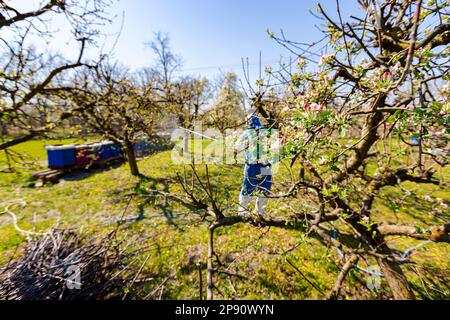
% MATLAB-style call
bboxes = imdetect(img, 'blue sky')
[107,0,362,79]
[8,0,364,81]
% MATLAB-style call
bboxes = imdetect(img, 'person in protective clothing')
[236,113,275,216]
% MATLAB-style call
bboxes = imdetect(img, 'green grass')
[0,138,449,299]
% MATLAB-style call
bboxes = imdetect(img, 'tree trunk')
[124,140,140,176]
[377,255,415,300]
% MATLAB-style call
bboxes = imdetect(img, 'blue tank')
[46,145,77,168]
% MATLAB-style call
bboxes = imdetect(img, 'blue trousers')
[240,164,272,196]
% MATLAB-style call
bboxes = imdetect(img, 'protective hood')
[248,113,263,129]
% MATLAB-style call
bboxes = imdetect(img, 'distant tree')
[168,76,212,129]
[146,31,182,88]
[62,61,158,176]
[144,33,213,129]
[206,72,246,135]
[0,0,112,152]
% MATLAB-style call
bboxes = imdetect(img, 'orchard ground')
[0,138,449,299]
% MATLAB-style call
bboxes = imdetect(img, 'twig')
[286,258,326,297]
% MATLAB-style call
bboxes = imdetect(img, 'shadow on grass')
[60,159,126,182]
[111,173,206,229]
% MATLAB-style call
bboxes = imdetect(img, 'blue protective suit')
[237,114,274,215]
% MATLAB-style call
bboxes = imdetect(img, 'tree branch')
[377,224,450,243]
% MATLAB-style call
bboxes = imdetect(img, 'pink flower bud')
[310,103,325,111]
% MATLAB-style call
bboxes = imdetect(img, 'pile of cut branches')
[0,229,138,300]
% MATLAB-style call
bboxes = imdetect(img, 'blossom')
[381,71,392,80]
[318,54,334,67]
[297,58,306,68]
[281,106,290,113]
[310,103,326,111]
[295,95,306,106]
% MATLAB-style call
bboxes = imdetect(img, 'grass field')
[0,138,449,299]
